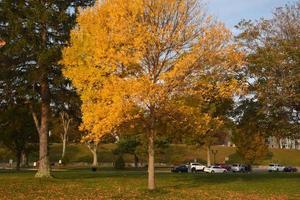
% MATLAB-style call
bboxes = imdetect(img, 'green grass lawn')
[0,169,299,199]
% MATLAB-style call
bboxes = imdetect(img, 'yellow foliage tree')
[61,0,244,190]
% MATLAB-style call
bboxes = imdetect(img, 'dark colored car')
[171,165,188,173]
[284,166,297,172]
[243,164,252,172]
[215,163,231,171]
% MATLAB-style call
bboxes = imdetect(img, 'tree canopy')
[0,0,95,177]
[62,0,244,189]
[236,1,300,139]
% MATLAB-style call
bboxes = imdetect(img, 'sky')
[207,0,297,31]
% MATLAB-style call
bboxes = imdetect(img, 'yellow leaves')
[235,130,269,164]
[188,109,223,135]
[61,0,245,142]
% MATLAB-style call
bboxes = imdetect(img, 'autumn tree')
[0,0,94,177]
[78,128,103,168]
[232,100,269,164]
[233,130,269,165]
[188,98,234,166]
[236,1,300,140]
[62,0,243,189]
[0,39,6,47]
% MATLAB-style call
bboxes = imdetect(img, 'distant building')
[268,137,300,150]
[224,134,300,150]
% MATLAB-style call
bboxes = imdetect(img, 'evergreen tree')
[0,105,38,170]
[0,0,94,177]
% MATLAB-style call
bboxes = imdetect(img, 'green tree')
[232,100,269,164]
[236,1,300,139]
[0,0,94,177]
[0,105,38,170]
[114,136,141,168]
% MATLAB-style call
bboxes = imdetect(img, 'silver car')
[231,164,246,172]
[204,166,227,173]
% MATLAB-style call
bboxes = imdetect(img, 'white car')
[268,164,285,172]
[188,163,206,172]
[204,166,227,173]
[231,164,246,172]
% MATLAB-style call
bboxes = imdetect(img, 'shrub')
[114,155,125,169]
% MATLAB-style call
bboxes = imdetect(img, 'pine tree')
[0,0,94,178]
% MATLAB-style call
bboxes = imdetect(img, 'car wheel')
[191,168,196,173]
[211,171,215,173]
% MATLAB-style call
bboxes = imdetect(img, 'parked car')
[244,164,252,172]
[215,163,231,171]
[231,164,246,172]
[204,166,227,173]
[268,164,285,172]
[283,166,297,173]
[171,165,188,173]
[188,162,206,172]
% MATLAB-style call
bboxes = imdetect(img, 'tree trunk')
[60,111,71,160]
[21,151,28,167]
[148,130,155,190]
[207,145,211,166]
[61,135,67,160]
[275,137,280,149]
[134,154,139,168]
[92,147,98,167]
[35,80,51,178]
[16,150,21,171]
[87,142,98,167]
[279,138,283,149]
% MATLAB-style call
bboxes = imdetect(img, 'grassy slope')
[1,143,300,166]
[50,143,300,166]
[0,170,299,199]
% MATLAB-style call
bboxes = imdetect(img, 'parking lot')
[170,163,300,174]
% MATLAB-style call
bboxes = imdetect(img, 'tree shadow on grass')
[167,172,300,190]
[52,169,148,180]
